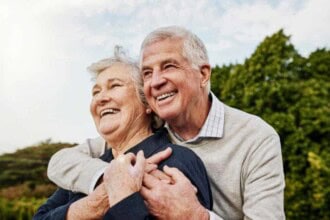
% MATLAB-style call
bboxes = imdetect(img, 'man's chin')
[157,110,179,122]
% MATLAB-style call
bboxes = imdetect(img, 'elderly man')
[48,26,285,219]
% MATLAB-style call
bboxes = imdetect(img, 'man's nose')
[150,71,166,89]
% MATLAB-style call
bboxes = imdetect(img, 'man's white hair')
[140,26,210,91]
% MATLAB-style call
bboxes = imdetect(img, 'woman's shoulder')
[166,143,198,156]
[156,143,205,172]
[151,128,205,167]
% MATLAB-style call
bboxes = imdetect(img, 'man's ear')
[199,64,211,88]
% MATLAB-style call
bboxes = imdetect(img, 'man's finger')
[147,147,172,164]
[140,186,153,201]
[163,165,186,182]
[163,165,198,192]
[149,169,172,184]
[145,163,157,173]
[134,150,146,171]
[143,172,162,189]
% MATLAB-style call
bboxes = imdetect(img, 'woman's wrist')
[67,184,109,219]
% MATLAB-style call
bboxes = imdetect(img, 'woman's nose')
[96,91,111,105]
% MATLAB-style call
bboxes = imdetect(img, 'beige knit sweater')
[167,104,285,219]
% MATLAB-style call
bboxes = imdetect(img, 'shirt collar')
[166,92,224,144]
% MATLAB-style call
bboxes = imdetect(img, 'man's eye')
[164,64,176,69]
[143,71,152,79]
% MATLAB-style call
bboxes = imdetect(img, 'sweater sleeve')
[47,137,108,194]
[241,134,285,220]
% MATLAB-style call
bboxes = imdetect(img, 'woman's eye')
[92,90,100,96]
[111,84,121,88]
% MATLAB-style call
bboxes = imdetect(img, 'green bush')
[0,197,46,220]
[212,30,330,219]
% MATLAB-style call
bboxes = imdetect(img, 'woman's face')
[90,63,147,140]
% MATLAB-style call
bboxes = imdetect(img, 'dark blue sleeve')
[103,192,151,220]
[33,188,73,220]
[159,145,213,210]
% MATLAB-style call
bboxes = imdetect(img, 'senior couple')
[34,26,285,219]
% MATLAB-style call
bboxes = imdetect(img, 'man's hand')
[103,150,146,207]
[141,165,209,220]
[147,147,172,164]
[145,147,173,183]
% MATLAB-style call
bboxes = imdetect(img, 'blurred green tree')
[211,30,330,219]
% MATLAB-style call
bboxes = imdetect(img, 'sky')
[0,0,329,154]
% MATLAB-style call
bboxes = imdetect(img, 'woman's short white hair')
[88,45,147,106]
[87,45,163,129]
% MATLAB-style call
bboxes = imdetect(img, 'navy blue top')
[33,128,212,219]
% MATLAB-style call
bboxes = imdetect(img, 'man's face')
[141,38,204,123]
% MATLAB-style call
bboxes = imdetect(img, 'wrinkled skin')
[141,166,208,220]
[104,151,146,207]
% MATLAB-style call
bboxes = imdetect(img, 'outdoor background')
[0,0,329,219]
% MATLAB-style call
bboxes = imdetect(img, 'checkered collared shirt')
[166,92,224,144]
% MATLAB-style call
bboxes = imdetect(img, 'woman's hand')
[67,183,109,220]
[103,150,146,207]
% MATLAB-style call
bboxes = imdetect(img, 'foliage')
[0,197,46,220]
[211,30,330,219]
[0,140,76,189]
[0,140,75,219]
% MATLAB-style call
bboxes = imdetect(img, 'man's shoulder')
[86,136,106,148]
[223,103,278,137]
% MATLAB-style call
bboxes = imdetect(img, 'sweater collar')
[100,128,170,161]
[166,92,224,144]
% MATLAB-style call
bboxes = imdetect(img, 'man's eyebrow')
[141,65,151,71]
[141,58,179,71]
[161,58,179,66]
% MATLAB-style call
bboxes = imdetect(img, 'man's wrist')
[195,205,209,220]
[186,203,209,220]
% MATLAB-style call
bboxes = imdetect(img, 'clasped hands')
[69,148,207,220]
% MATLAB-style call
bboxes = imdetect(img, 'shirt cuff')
[208,210,223,220]
[88,166,106,194]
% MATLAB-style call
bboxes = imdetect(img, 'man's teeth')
[157,92,175,101]
[101,108,119,117]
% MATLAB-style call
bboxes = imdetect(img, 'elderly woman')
[33,47,212,219]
